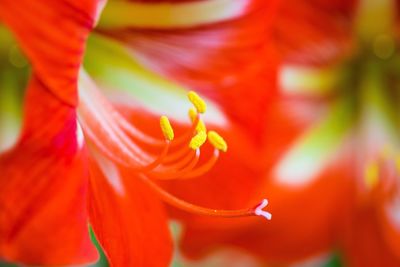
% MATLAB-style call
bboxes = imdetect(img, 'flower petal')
[88,152,173,267]
[271,0,357,65]
[376,191,400,261]
[177,155,355,264]
[341,205,400,266]
[0,0,101,106]
[96,0,278,129]
[98,0,256,29]
[0,77,97,265]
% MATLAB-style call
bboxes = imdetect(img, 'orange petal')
[0,77,97,265]
[0,0,101,106]
[88,152,173,267]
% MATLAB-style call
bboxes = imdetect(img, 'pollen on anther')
[160,116,174,141]
[188,108,207,133]
[364,161,379,188]
[189,131,207,150]
[208,131,227,152]
[188,91,207,113]
[188,108,197,121]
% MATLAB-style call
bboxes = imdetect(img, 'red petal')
[0,0,101,106]
[0,77,97,265]
[341,205,400,267]
[108,1,277,83]
[177,157,354,264]
[93,1,284,146]
[88,153,173,267]
[271,0,357,65]
[373,185,400,261]
[107,88,349,263]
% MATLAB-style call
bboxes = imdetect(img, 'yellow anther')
[196,120,207,133]
[188,107,207,133]
[395,156,400,173]
[208,131,227,152]
[364,161,379,189]
[188,91,207,113]
[160,116,174,141]
[188,108,197,121]
[189,131,207,150]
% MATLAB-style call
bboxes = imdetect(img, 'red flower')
[0,0,271,266]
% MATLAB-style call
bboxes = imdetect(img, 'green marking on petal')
[275,99,353,186]
[82,33,227,125]
[358,60,400,145]
[0,70,26,153]
[280,65,341,96]
[97,0,249,29]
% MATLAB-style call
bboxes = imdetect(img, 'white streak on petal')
[274,146,331,187]
[385,196,400,231]
[76,121,85,149]
[95,153,125,196]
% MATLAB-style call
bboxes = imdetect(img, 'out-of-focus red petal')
[0,0,101,106]
[177,156,354,264]
[108,1,277,85]
[88,154,173,267]
[341,205,400,267]
[271,0,357,65]
[373,186,400,261]
[0,77,97,265]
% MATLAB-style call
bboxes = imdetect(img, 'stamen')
[364,161,379,189]
[149,149,200,180]
[188,107,197,121]
[139,173,271,219]
[166,113,200,147]
[208,131,228,152]
[183,148,219,179]
[188,108,207,133]
[189,131,207,150]
[188,91,207,113]
[162,149,198,170]
[160,116,174,141]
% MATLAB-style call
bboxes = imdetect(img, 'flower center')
[77,72,271,220]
